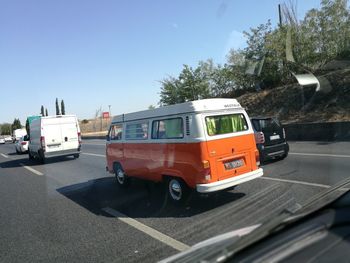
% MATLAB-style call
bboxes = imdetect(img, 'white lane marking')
[82,152,105,158]
[102,207,190,252]
[1,153,9,158]
[260,176,330,188]
[19,163,44,176]
[290,152,350,158]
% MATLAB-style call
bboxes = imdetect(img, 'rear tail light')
[78,132,82,145]
[40,136,46,152]
[255,150,260,167]
[283,128,286,139]
[21,141,27,145]
[202,160,211,182]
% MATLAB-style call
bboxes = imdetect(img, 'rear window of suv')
[252,118,281,132]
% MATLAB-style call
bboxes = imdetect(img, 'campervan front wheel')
[166,177,189,203]
[114,164,130,188]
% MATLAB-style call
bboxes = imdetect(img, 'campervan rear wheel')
[114,164,130,188]
[166,177,189,203]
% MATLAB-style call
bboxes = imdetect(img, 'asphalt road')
[0,140,349,262]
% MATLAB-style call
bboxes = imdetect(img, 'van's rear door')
[60,116,79,151]
[204,112,256,181]
[43,119,64,153]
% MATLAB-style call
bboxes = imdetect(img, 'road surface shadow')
[0,155,77,168]
[57,177,245,218]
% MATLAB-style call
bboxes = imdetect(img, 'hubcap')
[116,169,125,184]
[169,179,182,201]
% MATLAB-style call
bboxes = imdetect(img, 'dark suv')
[251,117,289,163]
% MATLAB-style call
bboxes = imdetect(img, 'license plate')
[224,159,244,170]
[270,135,280,140]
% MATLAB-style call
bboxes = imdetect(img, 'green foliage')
[61,100,66,115]
[0,123,11,135]
[45,108,48,116]
[55,98,61,115]
[12,118,22,130]
[159,0,350,105]
[40,105,45,116]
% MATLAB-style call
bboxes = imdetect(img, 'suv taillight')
[40,136,46,151]
[254,132,265,144]
[283,128,286,139]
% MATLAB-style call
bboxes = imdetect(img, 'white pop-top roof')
[111,98,242,123]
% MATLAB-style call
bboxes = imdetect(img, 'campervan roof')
[111,98,242,123]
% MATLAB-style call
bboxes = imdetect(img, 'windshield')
[0,1,349,262]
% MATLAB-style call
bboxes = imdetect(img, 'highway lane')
[0,141,349,262]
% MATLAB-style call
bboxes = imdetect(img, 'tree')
[0,123,11,135]
[159,76,185,105]
[56,98,61,115]
[41,105,45,116]
[61,100,66,115]
[11,118,22,131]
[45,108,48,116]
[148,105,156,110]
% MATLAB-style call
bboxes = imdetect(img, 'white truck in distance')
[28,115,81,163]
[13,128,27,143]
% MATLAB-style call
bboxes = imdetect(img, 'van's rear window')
[205,114,248,136]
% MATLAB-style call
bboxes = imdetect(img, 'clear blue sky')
[0,0,320,124]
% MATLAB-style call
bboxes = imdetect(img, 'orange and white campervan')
[106,98,263,202]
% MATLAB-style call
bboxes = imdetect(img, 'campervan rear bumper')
[196,168,263,193]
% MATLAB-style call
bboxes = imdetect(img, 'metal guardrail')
[285,122,350,141]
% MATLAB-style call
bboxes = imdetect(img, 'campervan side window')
[109,124,123,140]
[205,113,248,136]
[125,122,149,140]
[152,118,184,139]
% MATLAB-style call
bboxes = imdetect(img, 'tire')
[16,148,19,154]
[28,150,34,160]
[39,151,46,164]
[166,177,189,204]
[281,152,288,160]
[74,154,80,159]
[114,163,130,188]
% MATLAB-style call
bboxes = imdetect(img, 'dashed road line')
[19,163,44,176]
[1,153,9,158]
[82,152,105,158]
[260,176,330,188]
[102,207,190,252]
[290,152,350,158]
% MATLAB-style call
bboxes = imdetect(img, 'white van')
[12,128,27,143]
[28,115,81,163]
